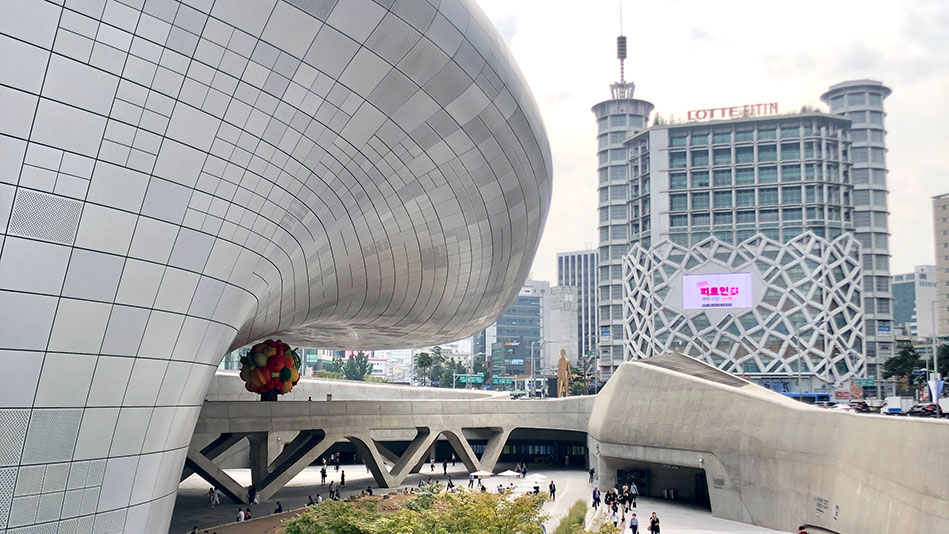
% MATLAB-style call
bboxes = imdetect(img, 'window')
[736,229,756,242]
[758,128,776,140]
[736,146,754,164]
[713,148,731,165]
[869,111,883,125]
[691,232,710,245]
[713,169,732,186]
[807,207,820,220]
[610,115,626,127]
[759,209,779,222]
[670,233,689,246]
[714,211,733,225]
[599,189,609,202]
[761,228,779,240]
[875,277,889,292]
[599,168,609,183]
[783,207,803,220]
[599,227,609,241]
[783,227,802,241]
[670,135,687,147]
[851,130,868,143]
[670,214,688,227]
[852,147,868,163]
[870,147,885,164]
[691,149,709,166]
[759,187,779,205]
[714,190,732,208]
[853,169,869,184]
[781,142,800,160]
[872,190,887,207]
[692,192,710,209]
[669,173,688,190]
[599,208,609,222]
[870,130,884,143]
[781,164,801,182]
[713,132,731,144]
[611,285,623,299]
[735,167,755,185]
[670,193,688,211]
[782,186,802,203]
[691,171,709,188]
[780,125,799,138]
[735,130,754,142]
[610,205,626,219]
[736,210,756,223]
[611,246,626,260]
[714,230,733,243]
[736,189,755,207]
[613,225,628,239]
[610,149,625,161]
[758,166,778,184]
[610,185,627,200]
[599,152,608,165]
[850,111,866,124]
[691,133,709,146]
[868,93,882,106]
[758,144,777,162]
[846,93,865,106]
[692,213,711,226]
[670,152,687,168]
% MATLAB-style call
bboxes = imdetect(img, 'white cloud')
[475,0,949,281]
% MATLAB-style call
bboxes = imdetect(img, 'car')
[848,401,871,413]
[830,403,853,412]
[905,403,939,418]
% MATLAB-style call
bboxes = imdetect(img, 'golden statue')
[557,349,570,397]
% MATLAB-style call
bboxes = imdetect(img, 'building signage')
[682,272,753,309]
[686,102,779,121]
[876,324,891,337]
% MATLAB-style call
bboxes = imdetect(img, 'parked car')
[905,403,939,418]
[813,401,836,409]
[848,401,871,413]
[830,403,853,412]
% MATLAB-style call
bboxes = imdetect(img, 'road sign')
[912,369,926,376]
[458,375,484,384]
[854,378,876,387]
[492,377,513,385]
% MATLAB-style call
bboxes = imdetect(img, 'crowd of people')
[591,480,662,533]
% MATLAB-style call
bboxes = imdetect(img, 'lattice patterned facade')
[623,233,865,384]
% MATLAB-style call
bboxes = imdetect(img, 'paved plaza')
[172,464,791,533]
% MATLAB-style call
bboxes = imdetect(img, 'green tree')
[342,352,373,381]
[568,366,588,396]
[937,343,949,378]
[414,352,432,386]
[323,356,345,374]
[884,346,924,395]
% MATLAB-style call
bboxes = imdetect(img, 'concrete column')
[254,431,338,502]
[478,428,511,472]
[180,433,246,482]
[442,429,481,473]
[185,447,250,504]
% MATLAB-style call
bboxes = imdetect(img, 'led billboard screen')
[681,272,753,309]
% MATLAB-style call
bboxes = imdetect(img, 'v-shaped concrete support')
[250,430,339,502]
[184,446,249,504]
[477,428,512,473]
[181,432,247,482]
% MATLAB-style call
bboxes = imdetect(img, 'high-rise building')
[546,285,579,372]
[891,266,937,338]
[821,80,894,384]
[934,193,949,337]
[592,35,654,381]
[557,250,598,362]
[620,111,867,392]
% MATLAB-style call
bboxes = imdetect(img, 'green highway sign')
[854,379,875,387]
[492,377,513,385]
[458,375,484,384]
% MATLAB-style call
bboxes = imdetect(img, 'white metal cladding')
[623,233,865,382]
[0,0,551,531]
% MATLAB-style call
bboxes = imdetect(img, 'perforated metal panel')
[7,190,82,245]
[0,410,30,466]
[0,466,16,528]
[21,410,82,465]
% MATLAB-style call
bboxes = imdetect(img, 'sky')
[473,0,949,284]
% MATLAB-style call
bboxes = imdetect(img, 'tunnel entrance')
[615,460,710,509]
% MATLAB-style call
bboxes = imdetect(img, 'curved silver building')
[0,0,551,531]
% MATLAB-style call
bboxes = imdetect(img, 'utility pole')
[933,300,942,417]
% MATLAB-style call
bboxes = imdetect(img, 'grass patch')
[552,500,587,534]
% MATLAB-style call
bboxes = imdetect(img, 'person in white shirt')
[236,509,245,522]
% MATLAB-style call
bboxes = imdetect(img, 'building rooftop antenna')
[618,0,626,84]
[611,0,634,99]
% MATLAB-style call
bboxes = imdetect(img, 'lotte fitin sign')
[681,272,754,310]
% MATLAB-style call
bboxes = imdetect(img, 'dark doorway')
[615,460,711,510]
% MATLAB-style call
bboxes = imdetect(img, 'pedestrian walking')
[206,487,215,508]
[589,467,595,483]
[630,513,639,534]
[468,472,475,488]
[611,509,618,527]
[451,453,456,466]
[213,488,222,507]
[548,480,556,500]
[340,470,345,487]
[442,459,448,475]
[648,512,660,533]
[321,467,327,485]
[430,457,435,472]
[592,487,601,510]
[447,476,455,489]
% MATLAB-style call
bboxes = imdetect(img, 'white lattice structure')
[623,233,865,383]
[0,1,550,532]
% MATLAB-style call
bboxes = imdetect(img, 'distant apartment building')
[892,266,937,338]
[557,250,598,363]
